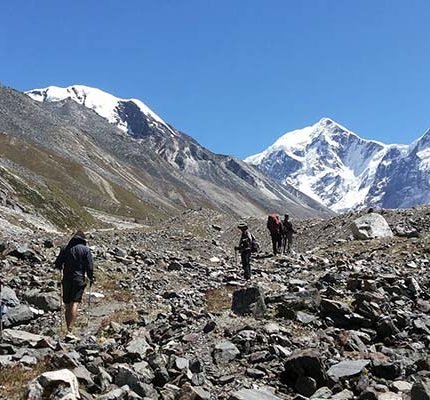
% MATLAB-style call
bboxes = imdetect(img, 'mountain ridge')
[0,84,330,233]
[246,117,430,211]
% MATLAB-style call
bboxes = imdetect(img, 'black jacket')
[55,235,94,283]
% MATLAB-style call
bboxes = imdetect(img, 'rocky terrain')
[0,206,429,400]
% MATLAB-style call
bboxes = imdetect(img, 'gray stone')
[73,365,95,388]
[310,387,333,399]
[296,311,316,324]
[246,368,265,379]
[295,375,317,397]
[213,341,240,364]
[391,381,412,393]
[378,392,403,400]
[27,369,80,400]
[281,349,327,388]
[411,379,430,400]
[114,364,156,398]
[168,261,182,271]
[126,338,151,359]
[8,245,38,261]
[1,286,20,307]
[0,355,14,367]
[2,329,51,347]
[3,304,35,327]
[350,213,393,240]
[99,385,142,400]
[264,322,280,334]
[203,320,216,334]
[174,356,189,371]
[332,389,355,400]
[189,386,211,399]
[24,289,60,311]
[328,359,370,380]
[230,388,283,400]
[98,366,113,393]
[133,361,155,383]
[20,355,38,366]
[231,287,266,317]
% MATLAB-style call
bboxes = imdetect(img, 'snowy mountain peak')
[26,85,177,138]
[246,118,430,212]
[245,119,393,211]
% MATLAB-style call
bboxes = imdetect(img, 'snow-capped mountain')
[15,84,330,220]
[27,85,177,139]
[245,118,430,211]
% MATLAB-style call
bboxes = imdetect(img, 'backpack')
[250,234,260,253]
[267,214,282,234]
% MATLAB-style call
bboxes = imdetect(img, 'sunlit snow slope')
[27,85,177,138]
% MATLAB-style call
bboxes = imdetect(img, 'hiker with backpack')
[282,214,296,253]
[234,222,258,280]
[55,230,94,333]
[267,213,283,255]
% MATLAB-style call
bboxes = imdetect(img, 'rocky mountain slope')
[245,118,430,212]
[0,206,429,399]
[0,84,330,234]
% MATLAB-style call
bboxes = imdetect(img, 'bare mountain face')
[246,118,430,211]
[0,85,329,232]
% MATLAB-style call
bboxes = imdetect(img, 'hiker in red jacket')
[267,214,283,255]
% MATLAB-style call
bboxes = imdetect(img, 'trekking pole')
[58,270,63,337]
[0,277,3,343]
[86,280,93,327]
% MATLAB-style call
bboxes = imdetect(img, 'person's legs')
[64,281,85,332]
[271,234,277,254]
[287,234,293,252]
[64,302,79,332]
[276,234,282,253]
[241,251,251,280]
[282,234,286,254]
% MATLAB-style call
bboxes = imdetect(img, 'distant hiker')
[282,214,296,253]
[55,230,94,333]
[235,222,254,280]
[267,214,283,255]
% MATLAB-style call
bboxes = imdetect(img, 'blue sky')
[1,0,429,158]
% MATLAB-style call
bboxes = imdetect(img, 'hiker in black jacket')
[282,214,296,253]
[55,230,94,333]
[234,222,253,280]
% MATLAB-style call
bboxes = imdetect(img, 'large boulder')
[232,287,266,317]
[2,329,53,348]
[24,289,60,312]
[411,379,430,400]
[327,359,370,381]
[350,213,393,240]
[213,341,240,364]
[1,286,20,307]
[27,369,80,400]
[281,349,327,395]
[114,364,157,398]
[3,305,36,327]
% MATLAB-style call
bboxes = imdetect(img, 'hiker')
[234,222,253,280]
[55,230,94,333]
[282,214,296,253]
[267,213,283,255]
